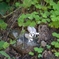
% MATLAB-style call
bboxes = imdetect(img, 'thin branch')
[1,7,22,19]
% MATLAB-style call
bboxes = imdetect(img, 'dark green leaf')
[0,2,10,15]
[0,51,10,59]
[0,20,7,29]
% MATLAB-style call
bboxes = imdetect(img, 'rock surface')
[41,41,47,47]
[38,24,51,43]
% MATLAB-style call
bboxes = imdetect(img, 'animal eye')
[31,34,33,36]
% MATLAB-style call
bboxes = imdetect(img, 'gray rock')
[41,41,47,47]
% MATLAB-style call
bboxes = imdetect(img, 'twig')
[1,7,22,19]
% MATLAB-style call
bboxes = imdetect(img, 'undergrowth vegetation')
[0,0,59,59]
[17,0,59,28]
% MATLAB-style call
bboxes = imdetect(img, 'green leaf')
[38,48,43,53]
[34,47,43,53]
[10,40,16,44]
[0,2,10,15]
[0,41,5,50]
[51,41,56,45]
[57,39,59,42]
[52,32,59,38]
[34,15,40,20]
[23,0,32,8]
[44,0,51,3]
[41,19,47,23]
[54,52,59,57]
[24,20,31,26]
[27,14,33,20]
[36,20,41,24]
[29,52,34,56]
[51,41,59,48]
[0,41,9,50]
[49,21,59,28]
[0,20,7,29]
[41,11,49,18]
[35,4,42,9]
[18,14,25,27]
[15,2,22,7]
[32,0,38,5]
[46,45,51,49]
[29,21,36,27]
[55,42,59,48]
[3,42,9,49]
[34,47,39,51]
[0,51,10,59]
[38,54,42,58]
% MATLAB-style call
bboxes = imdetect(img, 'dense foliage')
[17,0,59,28]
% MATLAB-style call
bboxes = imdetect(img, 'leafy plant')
[46,45,51,49]
[0,40,9,50]
[0,40,16,50]
[17,0,51,27]
[52,32,59,38]
[0,51,10,59]
[51,32,59,48]
[10,39,16,45]
[54,52,59,57]
[38,54,42,58]
[23,0,32,8]
[51,41,59,48]
[45,0,59,28]
[0,19,7,30]
[0,40,16,59]
[29,52,34,56]
[51,32,59,57]
[18,12,41,27]
[34,47,43,53]
[3,42,9,49]
[0,2,10,15]
[23,0,38,8]
[29,47,44,58]
[15,2,22,8]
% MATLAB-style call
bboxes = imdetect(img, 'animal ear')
[32,27,36,33]
[27,26,37,34]
[27,26,33,33]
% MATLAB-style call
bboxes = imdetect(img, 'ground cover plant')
[0,0,59,59]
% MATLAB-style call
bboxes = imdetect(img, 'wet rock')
[42,50,55,59]
[38,24,51,43]
[41,41,47,47]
